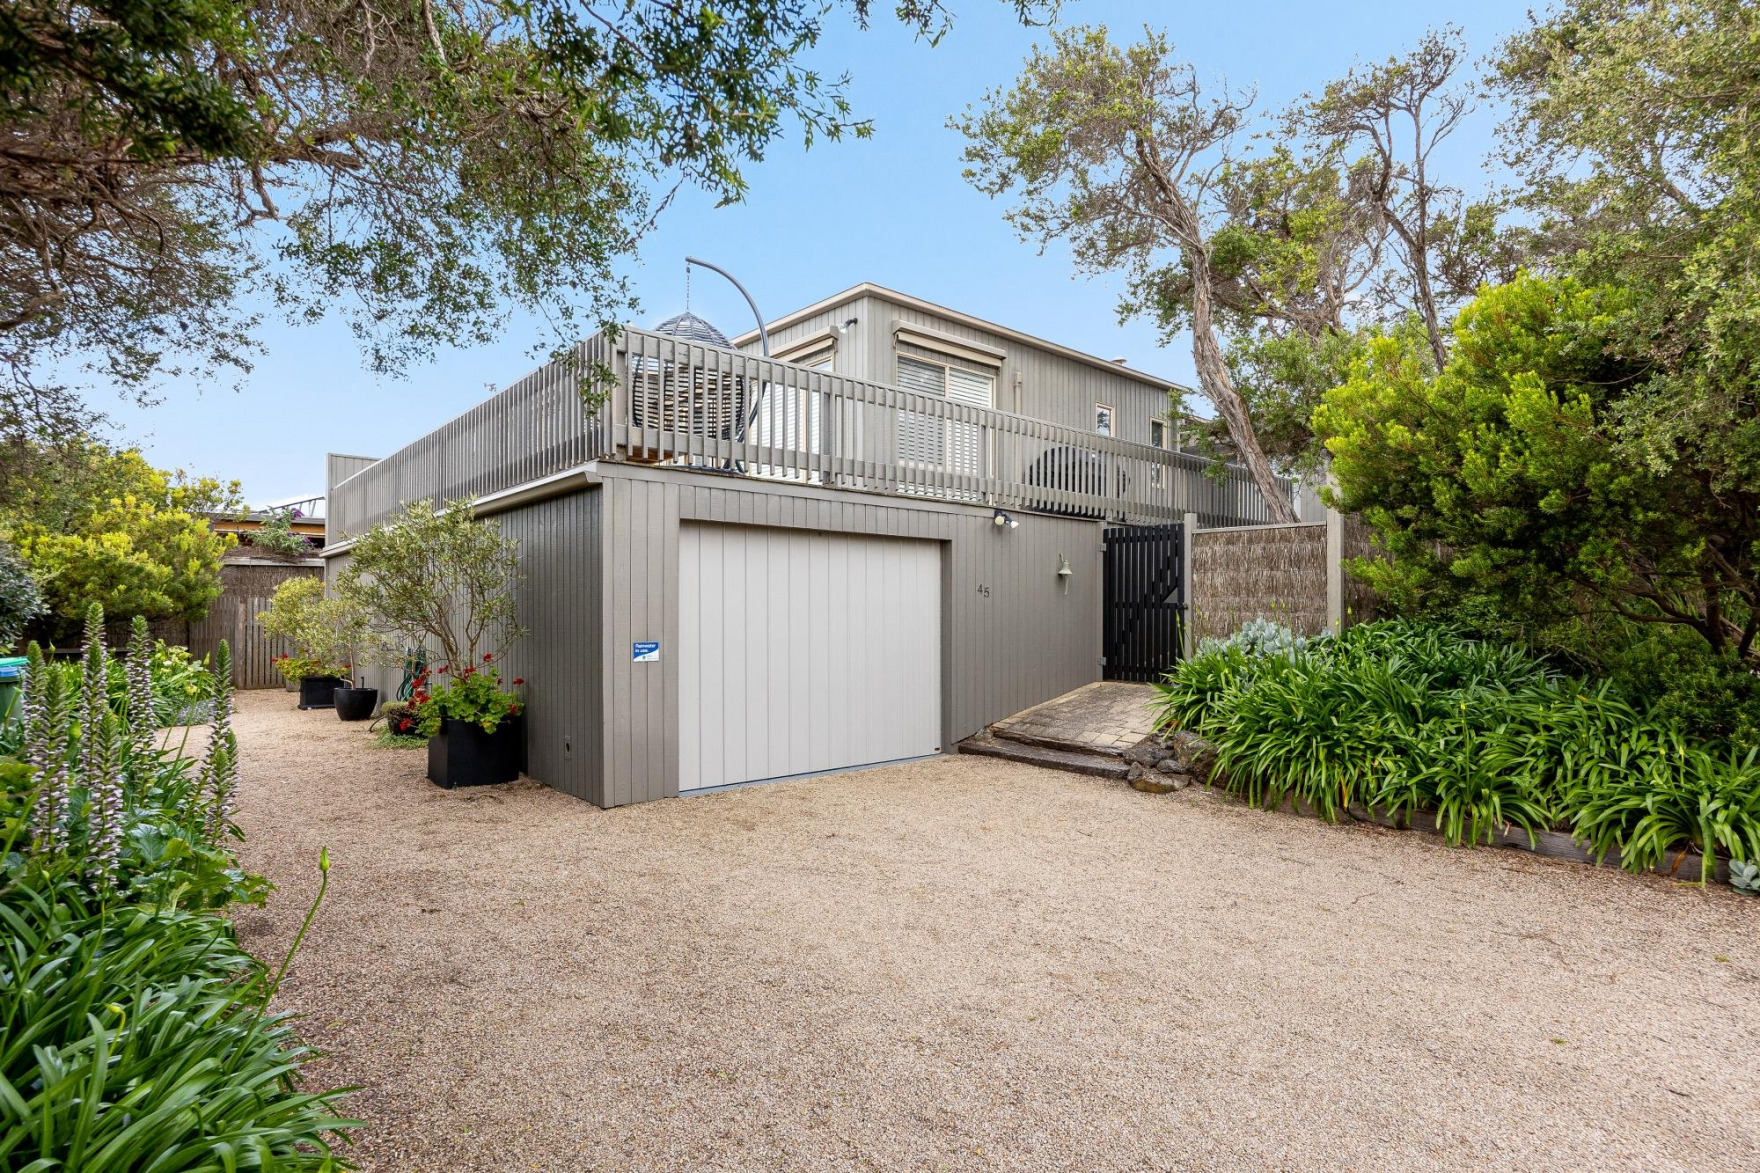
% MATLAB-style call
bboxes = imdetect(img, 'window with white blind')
[1149,417,1168,488]
[896,354,994,486]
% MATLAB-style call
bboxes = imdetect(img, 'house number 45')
[975,584,991,597]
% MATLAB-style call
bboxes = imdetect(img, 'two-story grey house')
[325,284,1286,807]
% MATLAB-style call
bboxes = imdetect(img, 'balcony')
[327,327,1288,539]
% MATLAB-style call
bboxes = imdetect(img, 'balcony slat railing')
[327,327,1287,541]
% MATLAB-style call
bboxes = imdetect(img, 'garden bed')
[1155,619,1760,892]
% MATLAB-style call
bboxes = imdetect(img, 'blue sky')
[99,0,1537,506]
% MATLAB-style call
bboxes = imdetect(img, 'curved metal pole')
[685,256,768,356]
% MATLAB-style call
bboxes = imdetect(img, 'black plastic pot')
[333,686,378,721]
[427,716,523,789]
[297,675,346,710]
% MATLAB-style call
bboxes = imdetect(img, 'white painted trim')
[1094,401,1115,438]
[472,465,599,518]
[892,322,1005,366]
[729,282,1187,392]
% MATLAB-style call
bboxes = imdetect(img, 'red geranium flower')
[509,703,522,714]
[511,677,523,686]
[436,665,447,674]
[482,652,494,662]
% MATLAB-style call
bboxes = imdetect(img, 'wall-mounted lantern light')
[992,509,1019,530]
[1057,553,1072,578]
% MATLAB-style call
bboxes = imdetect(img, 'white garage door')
[679,524,942,792]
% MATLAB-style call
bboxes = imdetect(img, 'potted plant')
[334,499,527,786]
[270,652,349,709]
[326,600,382,722]
[411,656,525,787]
[259,578,378,714]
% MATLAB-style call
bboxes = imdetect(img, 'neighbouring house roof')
[730,282,1193,394]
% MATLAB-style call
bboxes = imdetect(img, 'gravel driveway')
[228,691,1760,1172]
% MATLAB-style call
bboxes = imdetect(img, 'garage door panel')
[679,524,941,792]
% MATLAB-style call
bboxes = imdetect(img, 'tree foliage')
[1494,0,1759,519]
[334,499,523,671]
[955,26,1297,520]
[1314,0,1759,668]
[0,538,43,649]
[0,0,1054,448]
[1190,28,1513,474]
[0,443,239,634]
[1317,274,1758,660]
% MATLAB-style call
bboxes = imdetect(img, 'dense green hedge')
[1155,620,1760,884]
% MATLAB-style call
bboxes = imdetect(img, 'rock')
[1154,757,1188,775]
[1126,762,1147,782]
[1167,730,1217,782]
[1131,771,1189,794]
[1122,737,1163,767]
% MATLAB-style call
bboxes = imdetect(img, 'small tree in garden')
[257,577,370,681]
[335,500,524,671]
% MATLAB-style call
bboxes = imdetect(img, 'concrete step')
[956,734,1130,780]
[986,727,1127,758]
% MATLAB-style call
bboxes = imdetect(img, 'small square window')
[1095,403,1113,437]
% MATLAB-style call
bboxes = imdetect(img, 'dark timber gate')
[1102,524,1185,682]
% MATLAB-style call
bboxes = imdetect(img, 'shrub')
[3,447,239,638]
[1195,616,1322,660]
[0,539,43,650]
[411,657,523,736]
[1565,732,1760,884]
[39,635,217,730]
[1545,618,1760,754]
[1155,618,1760,883]
[333,499,524,672]
[0,876,357,1170]
[250,508,314,557]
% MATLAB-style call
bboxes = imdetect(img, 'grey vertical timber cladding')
[325,488,606,803]
[495,489,604,803]
[599,474,678,806]
[739,291,1178,445]
[593,464,1101,804]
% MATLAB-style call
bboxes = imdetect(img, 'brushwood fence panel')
[1190,522,1328,644]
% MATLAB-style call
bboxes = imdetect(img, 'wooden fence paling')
[185,566,315,689]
